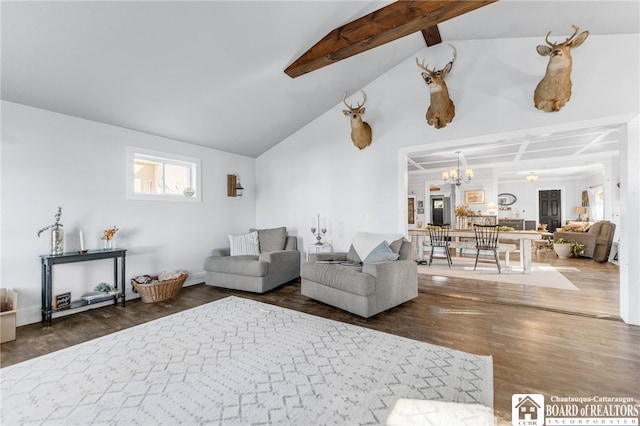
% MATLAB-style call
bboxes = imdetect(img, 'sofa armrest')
[210,248,230,257]
[363,260,416,281]
[363,260,418,308]
[308,252,348,262]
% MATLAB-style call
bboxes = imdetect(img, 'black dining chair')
[473,224,501,273]
[427,223,452,267]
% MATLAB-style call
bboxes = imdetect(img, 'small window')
[126,147,201,202]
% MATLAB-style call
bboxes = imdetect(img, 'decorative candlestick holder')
[310,214,327,245]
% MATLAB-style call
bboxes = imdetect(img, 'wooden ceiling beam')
[284,0,497,78]
[421,25,442,46]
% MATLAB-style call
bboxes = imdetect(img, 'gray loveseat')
[301,235,417,318]
[204,227,300,293]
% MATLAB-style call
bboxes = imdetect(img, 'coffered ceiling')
[407,125,621,181]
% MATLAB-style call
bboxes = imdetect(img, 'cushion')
[346,244,362,263]
[363,241,400,264]
[351,232,404,260]
[300,263,375,296]
[389,238,404,254]
[250,227,287,252]
[228,231,260,256]
[563,221,590,232]
[204,255,265,276]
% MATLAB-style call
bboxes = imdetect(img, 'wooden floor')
[2,254,638,423]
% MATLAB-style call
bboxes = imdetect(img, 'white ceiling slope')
[2,1,639,158]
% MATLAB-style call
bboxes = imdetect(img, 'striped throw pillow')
[229,231,260,256]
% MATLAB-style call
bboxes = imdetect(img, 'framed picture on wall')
[464,190,485,204]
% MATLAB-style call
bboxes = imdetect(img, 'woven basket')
[132,273,187,303]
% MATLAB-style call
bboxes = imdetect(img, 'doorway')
[430,196,451,225]
[539,189,562,231]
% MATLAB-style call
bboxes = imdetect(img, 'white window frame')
[126,146,202,202]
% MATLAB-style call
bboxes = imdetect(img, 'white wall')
[497,176,594,225]
[1,101,256,325]
[256,34,639,322]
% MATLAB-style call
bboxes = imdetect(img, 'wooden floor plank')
[1,255,637,423]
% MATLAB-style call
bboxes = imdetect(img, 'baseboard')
[16,306,42,327]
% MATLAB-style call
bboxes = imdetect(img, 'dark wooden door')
[431,197,444,225]
[539,190,561,231]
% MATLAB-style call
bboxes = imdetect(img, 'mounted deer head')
[534,25,589,112]
[416,45,456,129]
[342,90,372,150]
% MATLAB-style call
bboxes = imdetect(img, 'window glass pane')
[127,147,201,202]
[164,163,190,195]
[134,158,162,194]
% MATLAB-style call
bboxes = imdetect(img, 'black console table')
[40,249,126,326]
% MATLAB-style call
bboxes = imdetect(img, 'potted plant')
[454,204,474,229]
[570,240,585,257]
[553,238,573,258]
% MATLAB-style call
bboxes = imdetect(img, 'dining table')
[408,228,545,274]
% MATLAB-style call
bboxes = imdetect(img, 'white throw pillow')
[351,232,404,261]
[228,231,260,256]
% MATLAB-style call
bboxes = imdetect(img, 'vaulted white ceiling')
[2,1,638,158]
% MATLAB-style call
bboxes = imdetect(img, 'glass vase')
[456,216,467,230]
[103,238,113,250]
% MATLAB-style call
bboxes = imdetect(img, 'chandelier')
[442,151,473,186]
[525,172,539,182]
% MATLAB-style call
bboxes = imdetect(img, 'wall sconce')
[227,173,244,199]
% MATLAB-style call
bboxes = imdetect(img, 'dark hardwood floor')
[2,254,638,423]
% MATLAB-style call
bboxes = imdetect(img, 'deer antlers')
[415,45,457,76]
[342,90,367,111]
[544,24,580,47]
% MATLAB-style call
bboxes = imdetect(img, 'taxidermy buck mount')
[342,91,372,150]
[416,45,457,129]
[534,25,589,112]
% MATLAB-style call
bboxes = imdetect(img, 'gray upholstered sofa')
[204,227,300,293]
[301,233,417,318]
[553,220,616,262]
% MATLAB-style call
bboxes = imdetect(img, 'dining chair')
[473,224,501,273]
[427,223,452,267]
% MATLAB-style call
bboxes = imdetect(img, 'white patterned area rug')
[420,257,580,290]
[1,296,493,425]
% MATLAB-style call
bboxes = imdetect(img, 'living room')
[3,1,638,328]
[2,1,640,424]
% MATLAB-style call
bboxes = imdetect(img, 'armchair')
[301,233,417,318]
[204,227,300,293]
